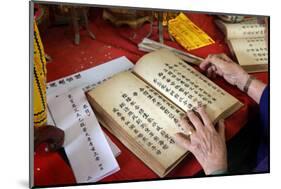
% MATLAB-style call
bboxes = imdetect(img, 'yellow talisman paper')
[168,13,215,51]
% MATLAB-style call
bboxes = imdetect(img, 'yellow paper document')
[168,13,215,50]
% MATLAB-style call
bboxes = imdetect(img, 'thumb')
[217,119,226,142]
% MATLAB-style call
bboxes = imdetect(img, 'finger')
[207,67,213,78]
[210,70,216,79]
[217,119,226,142]
[211,64,217,70]
[209,54,229,66]
[199,54,214,71]
[211,71,217,79]
[196,106,213,129]
[174,132,193,151]
[179,116,194,134]
[202,54,229,76]
[215,65,223,75]
[211,65,217,72]
[220,53,233,63]
[186,110,204,132]
[211,66,217,79]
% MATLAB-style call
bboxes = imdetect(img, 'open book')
[215,18,268,73]
[87,49,243,177]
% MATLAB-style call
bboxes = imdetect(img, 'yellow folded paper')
[168,13,215,51]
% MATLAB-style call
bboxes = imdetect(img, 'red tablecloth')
[34,10,268,186]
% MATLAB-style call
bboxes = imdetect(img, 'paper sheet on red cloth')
[37,10,268,185]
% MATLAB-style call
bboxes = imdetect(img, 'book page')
[46,56,133,157]
[133,49,243,123]
[88,71,187,173]
[215,18,265,39]
[48,87,120,183]
[229,38,268,66]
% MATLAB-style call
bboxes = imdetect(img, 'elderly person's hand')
[174,105,227,175]
[200,53,249,91]
[200,54,266,103]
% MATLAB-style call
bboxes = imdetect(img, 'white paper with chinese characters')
[46,56,134,97]
[46,56,134,156]
[48,88,120,183]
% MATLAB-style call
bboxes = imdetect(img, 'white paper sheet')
[46,56,134,98]
[48,88,120,183]
[138,38,203,65]
[47,56,134,156]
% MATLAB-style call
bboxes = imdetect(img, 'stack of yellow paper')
[168,13,215,51]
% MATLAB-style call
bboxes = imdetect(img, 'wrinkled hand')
[34,125,65,152]
[174,105,227,175]
[200,53,249,91]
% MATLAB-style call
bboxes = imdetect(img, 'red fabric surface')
[34,144,76,186]
[35,10,268,186]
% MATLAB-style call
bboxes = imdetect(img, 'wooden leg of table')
[145,13,154,39]
[158,12,164,44]
[167,23,175,42]
[71,7,80,45]
[82,8,95,40]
